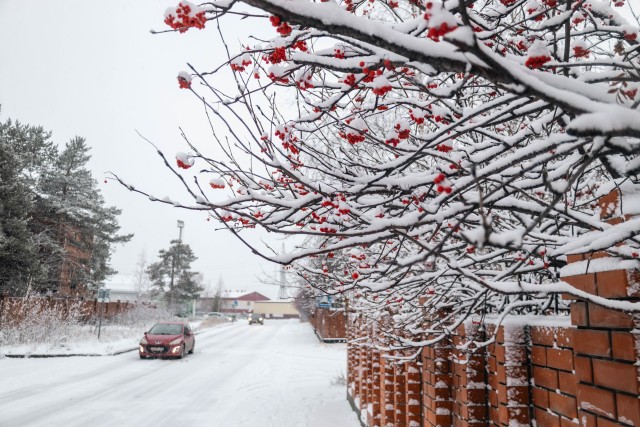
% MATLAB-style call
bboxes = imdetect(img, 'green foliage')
[147,239,203,308]
[0,138,38,296]
[0,112,131,296]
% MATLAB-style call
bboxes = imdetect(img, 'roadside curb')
[2,347,137,359]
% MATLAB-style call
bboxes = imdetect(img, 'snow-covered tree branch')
[116,0,640,347]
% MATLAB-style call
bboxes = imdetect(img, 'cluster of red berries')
[434,173,452,193]
[177,76,191,89]
[164,3,206,33]
[573,46,590,58]
[230,58,252,72]
[339,130,366,144]
[176,159,191,169]
[296,74,314,91]
[372,84,392,96]
[436,144,453,153]
[427,23,458,41]
[395,123,410,139]
[525,55,551,69]
[292,41,308,51]
[624,31,638,41]
[265,47,287,64]
[410,109,427,124]
[343,74,357,87]
[268,72,289,84]
[319,226,337,234]
[269,16,292,36]
[209,180,225,189]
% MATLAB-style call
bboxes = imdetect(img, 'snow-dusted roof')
[104,274,137,291]
[221,291,270,301]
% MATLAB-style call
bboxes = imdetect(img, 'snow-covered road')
[0,320,360,427]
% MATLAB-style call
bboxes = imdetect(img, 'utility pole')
[177,220,184,242]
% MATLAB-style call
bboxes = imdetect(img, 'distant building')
[253,300,299,319]
[103,275,152,303]
[217,290,271,315]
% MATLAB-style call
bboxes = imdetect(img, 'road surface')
[0,320,359,427]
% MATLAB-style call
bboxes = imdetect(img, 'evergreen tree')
[34,136,131,293]
[0,142,38,296]
[147,239,203,309]
[211,276,224,312]
[0,114,57,296]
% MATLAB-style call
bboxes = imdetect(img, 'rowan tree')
[115,0,640,347]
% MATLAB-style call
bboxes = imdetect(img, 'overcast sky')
[0,0,285,298]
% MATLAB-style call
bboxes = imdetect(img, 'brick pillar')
[422,339,454,427]
[565,189,640,426]
[405,355,422,427]
[485,324,530,426]
[362,332,372,422]
[356,327,367,415]
[394,356,408,427]
[496,324,530,426]
[530,325,579,426]
[452,324,488,427]
[381,353,396,427]
[347,314,360,410]
[369,348,382,427]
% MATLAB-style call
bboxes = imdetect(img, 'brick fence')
[346,189,640,427]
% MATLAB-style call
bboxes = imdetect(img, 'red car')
[139,322,195,359]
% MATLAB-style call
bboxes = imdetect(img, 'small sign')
[317,295,332,308]
[97,289,111,301]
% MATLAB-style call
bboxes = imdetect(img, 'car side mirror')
[144,332,148,336]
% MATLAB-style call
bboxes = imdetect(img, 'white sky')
[0,0,284,299]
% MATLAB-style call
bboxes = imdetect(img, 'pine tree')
[0,141,38,296]
[147,239,203,310]
[34,136,131,294]
[0,114,56,296]
[211,276,224,312]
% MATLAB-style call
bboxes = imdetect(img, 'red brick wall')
[347,318,639,427]
[346,190,640,427]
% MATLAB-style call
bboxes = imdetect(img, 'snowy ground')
[0,319,360,427]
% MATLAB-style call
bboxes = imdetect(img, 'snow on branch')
[118,0,640,348]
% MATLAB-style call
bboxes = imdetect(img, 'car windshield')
[148,323,183,335]
[251,314,261,319]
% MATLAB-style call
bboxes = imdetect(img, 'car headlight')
[140,337,148,345]
[139,345,144,352]
[169,338,183,345]
[259,318,263,321]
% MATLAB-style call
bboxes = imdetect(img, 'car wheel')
[140,355,146,359]
[188,344,194,354]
